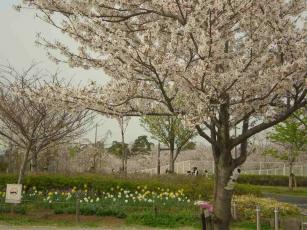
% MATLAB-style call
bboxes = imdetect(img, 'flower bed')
[234,195,300,221]
[0,186,301,228]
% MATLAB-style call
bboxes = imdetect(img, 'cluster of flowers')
[233,195,300,220]
[194,200,214,214]
[51,185,190,205]
[1,185,192,206]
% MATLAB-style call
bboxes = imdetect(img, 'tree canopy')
[131,135,153,155]
[264,108,307,161]
[140,116,195,151]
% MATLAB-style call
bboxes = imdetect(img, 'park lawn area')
[257,185,307,196]
[0,213,270,230]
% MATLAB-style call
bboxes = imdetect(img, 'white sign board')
[5,184,22,204]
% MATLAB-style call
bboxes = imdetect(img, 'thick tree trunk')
[213,159,234,230]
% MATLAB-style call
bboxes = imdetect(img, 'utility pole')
[234,125,238,159]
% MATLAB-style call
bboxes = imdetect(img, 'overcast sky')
[0,0,149,145]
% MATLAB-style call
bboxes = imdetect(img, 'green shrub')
[96,207,127,218]
[0,205,9,213]
[0,204,26,214]
[54,208,64,215]
[126,210,200,228]
[65,206,76,214]
[0,173,262,200]
[14,205,26,214]
[80,204,97,216]
[234,184,261,196]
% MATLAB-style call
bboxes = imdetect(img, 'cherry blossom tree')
[0,65,91,183]
[19,1,307,229]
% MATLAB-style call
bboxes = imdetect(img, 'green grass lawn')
[257,185,307,196]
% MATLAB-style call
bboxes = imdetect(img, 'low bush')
[126,210,200,228]
[238,174,307,187]
[0,204,26,215]
[0,173,262,200]
[96,207,127,218]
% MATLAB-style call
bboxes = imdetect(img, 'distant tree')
[107,141,130,159]
[116,116,130,173]
[264,109,307,190]
[141,116,195,173]
[131,135,153,155]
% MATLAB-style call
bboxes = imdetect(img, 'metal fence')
[137,160,307,176]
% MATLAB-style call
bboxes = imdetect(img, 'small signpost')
[5,184,22,204]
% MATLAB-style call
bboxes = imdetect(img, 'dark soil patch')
[0,212,126,228]
[45,214,124,226]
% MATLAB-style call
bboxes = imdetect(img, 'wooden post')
[201,211,207,230]
[157,143,160,175]
[76,192,80,224]
[283,164,286,176]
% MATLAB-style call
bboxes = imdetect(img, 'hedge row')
[0,174,305,192]
[237,174,307,187]
[0,173,261,199]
